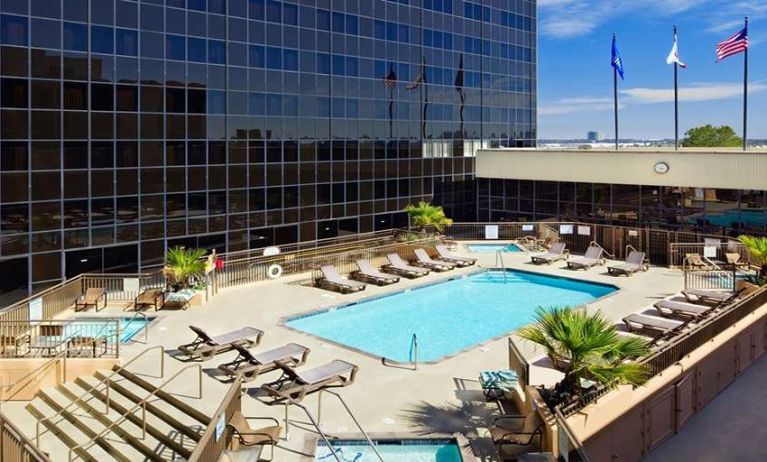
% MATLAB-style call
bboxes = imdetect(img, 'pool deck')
[7,241,687,461]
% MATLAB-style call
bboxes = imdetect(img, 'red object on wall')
[215,258,224,270]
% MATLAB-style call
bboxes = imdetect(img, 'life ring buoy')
[267,264,283,279]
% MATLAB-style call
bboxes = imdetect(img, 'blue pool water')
[316,440,462,462]
[66,317,154,343]
[466,243,522,253]
[689,209,765,227]
[287,270,616,362]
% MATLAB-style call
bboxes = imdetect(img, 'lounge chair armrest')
[243,416,280,425]
[493,414,526,423]
[226,426,279,442]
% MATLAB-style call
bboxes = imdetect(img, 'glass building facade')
[478,179,767,238]
[0,0,537,302]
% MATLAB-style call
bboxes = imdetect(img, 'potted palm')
[518,306,649,407]
[404,201,453,236]
[738,235,767,281]
[163,247,207,292]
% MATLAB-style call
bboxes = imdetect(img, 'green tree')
[164,247,207,289]
[682,124,742,148]
[518,306,649,397]
[404,201,453,233]
[738,235,767,278]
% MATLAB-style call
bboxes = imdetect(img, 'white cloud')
[539,82,763,115]
[622,82,767,103]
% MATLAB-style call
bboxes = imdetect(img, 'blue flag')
[611,34,625,80]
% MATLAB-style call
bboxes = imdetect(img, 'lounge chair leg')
[284,403,290,441]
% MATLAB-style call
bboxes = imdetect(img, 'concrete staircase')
[21,364,215,462]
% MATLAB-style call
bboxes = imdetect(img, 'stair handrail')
[36,345,165,445]
[319,389,385,462]
[66,363,202,462]
[0,348,69,411]
[123,311,150,344]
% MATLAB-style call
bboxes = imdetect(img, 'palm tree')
[404,201,453,233]
[518,306,649,398]
[164,247,207,290]
[738,235,767,278]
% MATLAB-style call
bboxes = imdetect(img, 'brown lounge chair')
[260,360,358,403]
[530,242,568,265]
[653,299,714,319]
[683,280,759,304]
[412,248,455,272]
[489,413,544,461]
[315,265,366,294]
[622,313,684,336]
[566,245,605,270]
[435,245,476,267]
[218,343,310,382]
[226,410,282,460]
[134,288,165,311]
[685,253,710,269]
[607,251,648,276]
[75,287,107,312]
[178,325,264,361]
[349,260,400,286]
[382,253,429,278]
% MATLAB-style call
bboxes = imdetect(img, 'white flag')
[666,32,687,68]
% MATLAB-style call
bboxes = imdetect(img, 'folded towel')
[479,369,518,391]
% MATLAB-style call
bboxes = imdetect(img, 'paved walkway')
[6,242,688,461]
[644,355,767,462]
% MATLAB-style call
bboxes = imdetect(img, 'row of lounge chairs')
[530,243,650,276]
[621,281,760,339]
[315,245,477,294]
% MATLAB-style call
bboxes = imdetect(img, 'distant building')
[587,131,605,142]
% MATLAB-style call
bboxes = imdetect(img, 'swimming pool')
[70,317,154,343]
[286,270,617,363]
[466,243,522,253]
[315,439,462,462]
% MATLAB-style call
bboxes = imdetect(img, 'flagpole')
[673,26,679,150]
[613,64,619,151]
[742,16,748,151]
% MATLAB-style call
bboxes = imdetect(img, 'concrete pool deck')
[5,242,688,461]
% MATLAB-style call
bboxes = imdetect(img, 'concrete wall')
[566,301,767,461]
[476,148,767,190]
[0,358,120,401]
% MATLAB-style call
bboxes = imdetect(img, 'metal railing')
[0,410,51,462]
[123,311,150,344]
[66,363,202,462]
[0,349,69,409]
[36,345,165,445]
[669,241,752,268]
[554,408,592,462]
[410,333,418,370]
[0,319,120,359]
[317,389,385,462]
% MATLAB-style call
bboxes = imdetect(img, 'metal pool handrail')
[124,311,150,344]
[495,250,507,282]
[410,333,418,370]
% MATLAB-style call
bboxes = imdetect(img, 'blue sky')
[537,0,767,139]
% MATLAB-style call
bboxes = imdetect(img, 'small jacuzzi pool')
[466,243,522,253]
[315,439,463,461]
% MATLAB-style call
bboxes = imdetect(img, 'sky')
[537,0,767,140]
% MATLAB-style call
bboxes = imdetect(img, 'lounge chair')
[435,245,476,267]
[412,248,455,272]
[226,410,282,459]
[75,287,107,312]
[684,253,710,269]
[489,413,544,461]
[530,242,568,265]
[0,333,30,356]
[607,251,648,276]
[315,265,366,294]
[349,260,400,286]
[218,343,310,382]
[566,245,605,270]
[260,360,358,403]
[134,288,164,311]
[622,313,684,336]
[653,299,714,319]
[382,253,429,278]
[178,325,264,361]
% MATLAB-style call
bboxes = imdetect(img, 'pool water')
[316,440,462,462]
[67,317,154,343]
[466,243,522,253]
[287,270,616,362]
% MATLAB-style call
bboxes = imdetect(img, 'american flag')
[716,26,748,62]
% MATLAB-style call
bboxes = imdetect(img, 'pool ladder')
[495,250,508,283]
